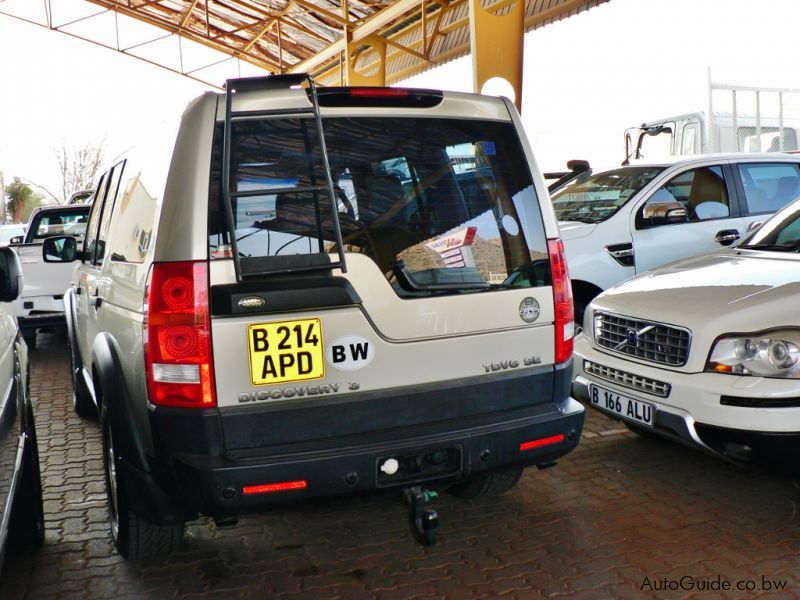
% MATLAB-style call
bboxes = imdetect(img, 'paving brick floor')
[3,332,800,598]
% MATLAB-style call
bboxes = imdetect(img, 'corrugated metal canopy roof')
[84,0,608,85]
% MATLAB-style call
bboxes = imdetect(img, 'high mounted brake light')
[144,261,216,408]
[548,239,575,365]
[313,87,443,108]
[349,88,409,98]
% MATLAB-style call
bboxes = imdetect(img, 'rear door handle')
[714,229,740,246]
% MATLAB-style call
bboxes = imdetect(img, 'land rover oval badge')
[237,296,266,310]
[519,297,540,323]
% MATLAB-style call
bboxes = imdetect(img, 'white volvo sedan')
[572,197,800,463]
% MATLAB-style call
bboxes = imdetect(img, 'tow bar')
[403,486,439,546]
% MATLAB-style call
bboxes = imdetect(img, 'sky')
[2,0,800,205]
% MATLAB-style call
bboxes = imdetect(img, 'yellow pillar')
[346,37,387,86]
[469,0,524,112]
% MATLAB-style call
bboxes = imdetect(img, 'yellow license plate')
[247,318,324,386]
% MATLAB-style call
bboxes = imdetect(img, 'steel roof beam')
[289,0,421,74]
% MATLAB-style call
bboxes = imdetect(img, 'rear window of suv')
[208,116,550,296]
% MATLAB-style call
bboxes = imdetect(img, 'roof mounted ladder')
[220,73,348,281]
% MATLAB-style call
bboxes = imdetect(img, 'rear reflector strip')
[242,480,308,495]
[520,434,565,452]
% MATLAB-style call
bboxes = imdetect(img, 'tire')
[68,336,95,419]
[9,404,45,554]
[101,403,183,559]
[448,466,524,500]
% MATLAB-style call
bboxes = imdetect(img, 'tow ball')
[403,486,439,546]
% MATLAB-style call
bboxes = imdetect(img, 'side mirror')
[8,236,22,245]
[0,247,23,302]
[641,201,688,226]
[43,236,80,263]
[746,220,764,233]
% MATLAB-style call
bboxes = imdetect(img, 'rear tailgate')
[210,256,558,450]
[10,243,73,317]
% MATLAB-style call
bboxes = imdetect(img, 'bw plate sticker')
[326,335,375,371]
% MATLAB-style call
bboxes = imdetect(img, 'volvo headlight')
[706,330,800,378]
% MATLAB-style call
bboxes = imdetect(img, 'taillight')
[144,261,216,408]
[520,434,565,452]
[548,239,574,365]
[314,87,443,108]
[349,88,409,98]
[242,480,308,495]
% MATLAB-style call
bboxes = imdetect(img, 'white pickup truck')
[11,204,91,346]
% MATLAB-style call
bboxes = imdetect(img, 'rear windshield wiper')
[392,261,491,293]
[738,240,800,252]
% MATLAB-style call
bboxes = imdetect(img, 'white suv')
[551,154,800,322]
[573,195,800,466]
[45,75,584,559]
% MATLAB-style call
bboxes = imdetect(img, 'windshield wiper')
[738,239,800,252]
[558,215,597,224]
[392,261,490,293]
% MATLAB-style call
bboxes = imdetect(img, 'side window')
[737,163,800,215]
[681,123,699,155]
[94,161,125,265]
[637,125,673,161]
[109,171,158,264]
[645,166,730,222]
[83,172,108,262]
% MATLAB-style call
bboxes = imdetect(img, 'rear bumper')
[168,398,584,517]
[126,364,584,521]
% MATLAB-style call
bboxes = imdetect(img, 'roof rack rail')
[220,73,348,281]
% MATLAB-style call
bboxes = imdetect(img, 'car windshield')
[208,116,551,298]
[739,199,800,251]
[551,166,665,223]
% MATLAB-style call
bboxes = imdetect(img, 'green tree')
[5,178,42,224]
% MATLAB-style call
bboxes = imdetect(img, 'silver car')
[45,75,584,559]
[0,246,44,571]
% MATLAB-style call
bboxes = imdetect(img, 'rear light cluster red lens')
[548,239,575,365]
[144,261,216,408]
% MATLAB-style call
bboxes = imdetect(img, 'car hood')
[557,220,597,240]
[590,249,800,371]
